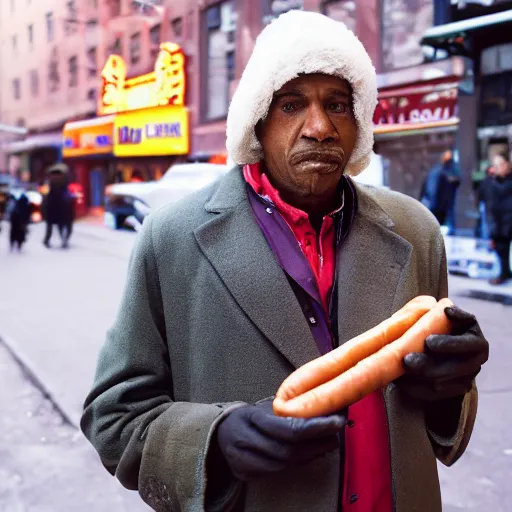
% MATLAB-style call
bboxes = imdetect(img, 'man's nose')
[301,104,338,143]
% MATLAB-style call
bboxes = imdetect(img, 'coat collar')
[197,167,412,367]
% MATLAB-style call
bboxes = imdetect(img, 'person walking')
[42,163,75,249]
[81,11,488,512]
[485,153,512,285]
[5,190,32,251]
[475,164,496,240]
[420,150,461,233]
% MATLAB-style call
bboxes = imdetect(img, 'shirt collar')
[243,162,345,221]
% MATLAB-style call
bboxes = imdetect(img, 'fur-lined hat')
[226,10,377,176]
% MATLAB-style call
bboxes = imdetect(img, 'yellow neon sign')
[98,42,186,116]
[113,105,189,157]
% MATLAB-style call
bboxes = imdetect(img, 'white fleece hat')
[226,10,378,176]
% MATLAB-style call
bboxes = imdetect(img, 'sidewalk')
[0,220,135,427]
[454,276,512,305]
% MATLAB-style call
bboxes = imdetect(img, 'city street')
[0,219,510,511]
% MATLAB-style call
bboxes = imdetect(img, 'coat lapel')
[194,169,320,370]
[336,184,414,345]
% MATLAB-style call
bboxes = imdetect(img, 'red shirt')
[244,162,393,512]
[243,163,339,311]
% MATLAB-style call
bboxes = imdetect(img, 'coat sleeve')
[424,231,478,467]
[80,214,245,511]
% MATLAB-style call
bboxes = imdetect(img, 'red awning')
[373,79,460,136]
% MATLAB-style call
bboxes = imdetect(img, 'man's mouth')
[289,149,344,173]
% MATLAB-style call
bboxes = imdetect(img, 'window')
[150,23,161,46]
[87,47,97,77]
[204,1,236,120]
[48,47,60,92]
[46,12,54,42]
[482,43,512,76]
[30,69,39,96]
[13,79,21,100]
[322,1,356,33]
[28,24,34,49]
[381,0,433,72]
[65,1,78,35]
[87,88,97,101]
[12,35,17,53]
[171,17,183,38]
[69,56,78,87]
[130,32,141,65]
[262,0,303,25]
[112,36,123,55]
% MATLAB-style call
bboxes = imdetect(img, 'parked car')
[104,163,229,229]
[445,235,500,280]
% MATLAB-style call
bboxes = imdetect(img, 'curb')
[0,333,78,429]
[463,289,512,306]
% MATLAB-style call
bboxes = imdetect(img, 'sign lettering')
[373,85,459,129]
[98,42,186,116]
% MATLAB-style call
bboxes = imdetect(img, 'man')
[486,152,512,285]
[420,150,460,233]
[42,163,75,249]
[82,11,488,512]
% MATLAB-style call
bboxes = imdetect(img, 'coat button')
[308,316,317,325]
[350,493,359,504]
[265,207,273,214]
[347,420,355,428]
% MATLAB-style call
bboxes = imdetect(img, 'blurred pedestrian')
[475,164,496,240]
[420,150,460,233]
[485,153,512,285]
[42,163,75,249]
[82,11,488,512]
[5,190,31,251]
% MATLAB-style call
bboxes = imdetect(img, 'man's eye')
[281,102,298,113]
[328,103,350,114]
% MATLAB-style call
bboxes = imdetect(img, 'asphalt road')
[0,219,510,511]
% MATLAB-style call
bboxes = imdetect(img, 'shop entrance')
[90,168,105,208]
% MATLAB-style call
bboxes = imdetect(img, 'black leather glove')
[216,398,346,481]
[400,305,489,402]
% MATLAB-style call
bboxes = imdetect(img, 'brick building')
[3,0,509,227]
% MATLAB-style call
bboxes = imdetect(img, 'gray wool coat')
[81,167,477,512]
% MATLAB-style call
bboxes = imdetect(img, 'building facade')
[3,0,510,225]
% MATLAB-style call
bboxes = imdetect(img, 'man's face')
[492,155,510,177]
[257,74,357,204]
[442,150,453,164]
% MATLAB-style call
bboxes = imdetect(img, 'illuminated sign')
[373,83,459,134]
[98,42,186,116]
[113,105,189,157]
[62,116,114,157]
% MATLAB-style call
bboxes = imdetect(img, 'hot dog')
[273,298,453,418]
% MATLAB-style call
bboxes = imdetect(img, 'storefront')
[4,131,63,186]
[62,42,190,216]
[373,67,462,202]
[421,4,512,210]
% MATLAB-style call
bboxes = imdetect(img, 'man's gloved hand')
[216,398,346,481]
[400,305,489,401]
